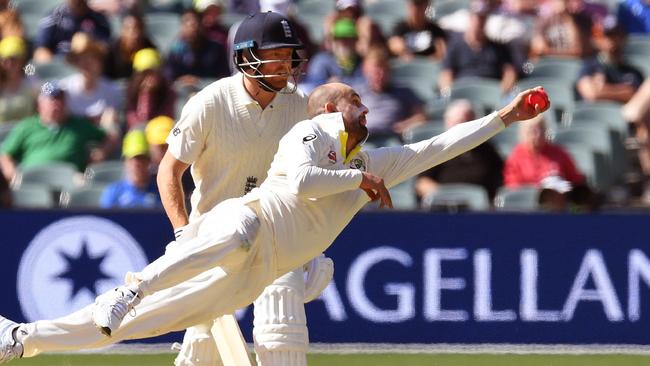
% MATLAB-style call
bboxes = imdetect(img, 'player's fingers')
[378,186,393,209]
[363,188,378,201]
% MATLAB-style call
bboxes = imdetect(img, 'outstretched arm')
[369,88,550,189]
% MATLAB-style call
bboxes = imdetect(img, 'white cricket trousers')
[20,201,276,358]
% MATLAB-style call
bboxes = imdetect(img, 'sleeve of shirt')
[0,122,26,160]
[366,112,505,189]
[165,92,211,164]
[283,122,363,198]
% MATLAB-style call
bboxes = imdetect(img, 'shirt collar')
[233,72,285,111]
[313,112,367,164]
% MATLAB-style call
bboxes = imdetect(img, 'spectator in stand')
[388,0,447,60]
[355,46,426,137]
[504,115,585,188]
[503,114,596,211]
[438,0,517,93]
[165,9,230,89]
[576,16,644,103]
[125,48,175,129]
[576,17,649,182]
[530,0,594,60]
[485,0,539,74]
[0,36,37,123]
[303,18,365,92]
[33,0,111,63]
[104,12,157,80]
[416,99,503,202]
[195,0,229,49]
[0,0,23,38]
[618,0,650,34]
[144,115,174,171]
[143,114,195,197]
[323,0,385,57]
[100,129,162,209]
[0,82,112,182]
[87,0,141,16]
[59,32,123,137]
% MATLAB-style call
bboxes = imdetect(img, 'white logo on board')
[17,216,149,321]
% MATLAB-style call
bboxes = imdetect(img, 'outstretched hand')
[360,172,393,209]
[498,87,552,126]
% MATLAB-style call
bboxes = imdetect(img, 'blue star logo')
[53,238,112,299]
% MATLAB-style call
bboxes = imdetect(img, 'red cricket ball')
[526,89,549,110]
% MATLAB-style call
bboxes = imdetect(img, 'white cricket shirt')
[166,73,309,220]
[242,111,505,274]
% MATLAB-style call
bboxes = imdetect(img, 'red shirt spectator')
[504,115,585,188]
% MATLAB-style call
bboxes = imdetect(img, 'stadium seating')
[558,143,607,191]
[296,0,335,18]
[13,0,63,17]
[571,101,627,137]
[529,58,582,82]
[432,0,470,19]
[421,183,490,211]
[389,179,417,210]
[494,186,540,211]
[10,183,55,209]
[84,161,125,186]
[17,163,79,192]
[33,58,76,81]
[145,13,181,54]
[20,13,43,41]
[59,187,106,209]
[402,121,445,144]
[390,58,442,103]
[449,78,502,115]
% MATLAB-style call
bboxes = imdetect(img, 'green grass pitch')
[10,353,650,366]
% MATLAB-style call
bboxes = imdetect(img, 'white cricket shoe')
[0,316,23,364]
[92,286,141,337]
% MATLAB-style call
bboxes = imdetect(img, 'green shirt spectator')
[0,82,112,183]
[1,115,105,171]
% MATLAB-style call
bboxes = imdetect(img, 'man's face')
[126,155,151,187]
[331,38,358,61]
[255,47,294,90]
[38,95,67,124]
[336,89,369,141]
[522,120,547,151]
[181,12,200,41]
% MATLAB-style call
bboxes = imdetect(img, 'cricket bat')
[211,314,254,366]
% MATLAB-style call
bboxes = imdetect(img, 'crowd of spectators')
[0,0,648,211]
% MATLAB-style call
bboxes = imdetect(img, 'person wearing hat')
[576,16,648,197]
[104,12,158,80]
[195,0,229,49]
[164,8,230,89]
[323,0,384,58]
[302,17,365,92]
[32,0,111,63]
[439,0,517,93]
[125,48,176,129]
[0,36,36,123]
[0,82,110,183]
[100,129,162,209]
[144,115,175,169]
[59,32,123,131]
[157,11,331,366]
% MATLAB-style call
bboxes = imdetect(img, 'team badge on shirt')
[302,134,317,143]
[327,150,337,163]
[172,127,181,136]
[349,158,366,171]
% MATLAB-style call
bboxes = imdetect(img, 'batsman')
[155,11,333,366]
